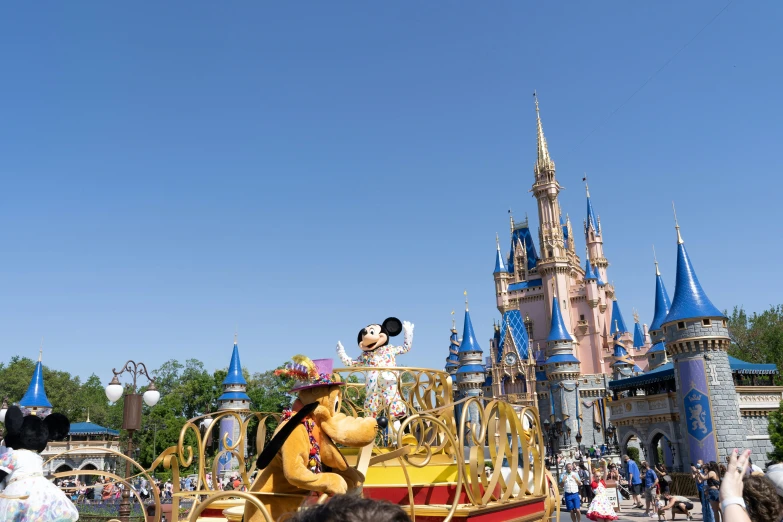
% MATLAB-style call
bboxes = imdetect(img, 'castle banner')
[678,358,718,463]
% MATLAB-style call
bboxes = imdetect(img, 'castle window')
[677,321,686,330]
[723,319,727,327]
[702,319,711,327]
[580,314,585,321]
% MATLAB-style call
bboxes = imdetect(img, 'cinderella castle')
[445,95,783,470]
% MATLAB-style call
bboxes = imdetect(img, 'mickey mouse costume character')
[336,317,413,419]
[0,406,78,521]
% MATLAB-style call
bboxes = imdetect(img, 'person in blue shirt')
[623,454,643,508]
[641,461,659,516]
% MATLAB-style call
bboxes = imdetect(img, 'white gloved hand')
[402,321,414,345]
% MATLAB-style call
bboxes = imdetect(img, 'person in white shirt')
[560,462,583,522]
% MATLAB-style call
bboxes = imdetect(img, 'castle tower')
[543,289,580,451]
[530,94,573,333]
[584,182,609,284]
[445,315,461,399]
[216,336,251,475]
[455,301,486,400]
[662,213,740,464]
[611,332,641,380]
[493,234,510,311]
[20,349,52,417]
[647,254,672,371]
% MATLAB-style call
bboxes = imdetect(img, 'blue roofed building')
[216,335,251,476]
[607,218,783,472]
[19,350,53,418]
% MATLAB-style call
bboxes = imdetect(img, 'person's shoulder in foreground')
[285,494,411,522]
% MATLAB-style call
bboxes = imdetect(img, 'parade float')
[44,362,557,522]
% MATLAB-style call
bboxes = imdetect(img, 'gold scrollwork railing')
[65,366,556,521]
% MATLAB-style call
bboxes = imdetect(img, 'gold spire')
[584,174,590,197]
[496,232,500,250]
[464,290,469,312]
[653,244,661,276]
[672,201,683,244]
[451,310,455,330]
[633,309,640,323]
[86,408,90,423]
[234,331,238,345]
[38,337,43,362]
[533,91,555,175]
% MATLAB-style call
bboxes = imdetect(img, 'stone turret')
[662,213,739,464]
[544,293,580,450]
[455,305,486,399]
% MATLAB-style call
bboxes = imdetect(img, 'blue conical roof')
[584,258,596,280]
[494,244,507,274]
[586,193,600,234]
[649,270,672,332]
[633,322,645,348]
[613,339,629,359]
[664,242,724,323]
[445,328,460,370]
[20,359,52,409]
[458,310,483,354]
[222,341,247,386]
[546,297,571,342]
[610,301,629,335]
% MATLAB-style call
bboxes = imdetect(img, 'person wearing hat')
[244,356,378,522]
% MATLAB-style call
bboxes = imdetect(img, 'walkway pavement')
[559,496,704,522]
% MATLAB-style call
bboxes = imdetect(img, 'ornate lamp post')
[105,361,160,522]
[606,423,616,454]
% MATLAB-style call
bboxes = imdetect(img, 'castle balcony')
[576,320,588,333]
[607,392,678,427]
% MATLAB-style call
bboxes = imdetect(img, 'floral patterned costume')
[0,448,79,522]
[586,480,618,521]
[337,321,413,418]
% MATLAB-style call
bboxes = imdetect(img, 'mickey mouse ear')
[4,406,23,435]
[383,317,403,337]
[44,413,71,441]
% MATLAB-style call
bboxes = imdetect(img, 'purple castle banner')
[679,358,717,463]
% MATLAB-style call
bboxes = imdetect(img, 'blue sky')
[1,1,781,383]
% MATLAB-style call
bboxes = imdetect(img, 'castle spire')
[610,300,629,335]
[217,336,251,410]
[585,180,600,234]
[20,348,53,412]
[547,296,571,342]
[493,233,507,273]
[649,248,672,333]
[673,202,684,245]
[533,92,555,176]
[663,217,724,323]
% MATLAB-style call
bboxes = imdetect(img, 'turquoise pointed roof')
[633,322,645,348]
[610,301,629,334]
[458,309,483,354]
[664,241,724,323]
[20,357,52,409]
[649,265,672,332]
[222,341,248,386]
[493,242,507,274]
[546,297,571,342]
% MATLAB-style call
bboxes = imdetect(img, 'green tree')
[768,403,783,462]
[727,305,783,385]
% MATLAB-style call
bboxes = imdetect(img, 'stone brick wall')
[663,318,729,346]
[742,415,774,462]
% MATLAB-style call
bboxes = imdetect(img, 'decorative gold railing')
[47,366,556,522]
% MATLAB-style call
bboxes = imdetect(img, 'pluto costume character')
[336,317,414,419]
[244,357,378,522]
